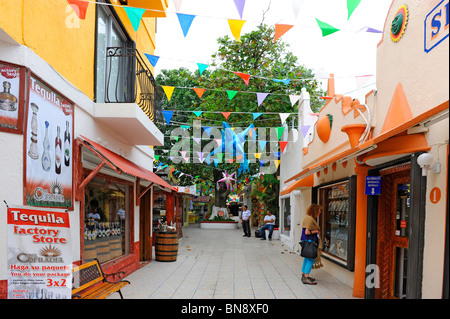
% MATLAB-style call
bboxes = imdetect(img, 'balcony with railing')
[94,46,164,146]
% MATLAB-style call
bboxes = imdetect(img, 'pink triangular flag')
[233,72,250,85]
[221,112,232,120]
[173,0,183,12]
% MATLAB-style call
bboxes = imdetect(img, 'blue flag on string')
[176,13,196,37]
[144,53,160,67]
[162,110,173,125]
[124,7,146,31]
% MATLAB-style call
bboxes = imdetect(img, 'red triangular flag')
[233,72,251,85]
[67,0,89,20]
[193,88,205,99]
[274,24,294,42]
[222,112,232,120]
[279,141,288,153]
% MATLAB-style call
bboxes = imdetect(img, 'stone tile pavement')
[109,224,357,299]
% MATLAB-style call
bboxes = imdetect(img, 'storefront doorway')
[139,188,152,262]
[376,163,410,299]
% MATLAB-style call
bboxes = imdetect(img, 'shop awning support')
[136,177,154,205]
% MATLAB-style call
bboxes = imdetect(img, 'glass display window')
[315,177,356,270]
[281,197,291,236]
[84,174,130,264]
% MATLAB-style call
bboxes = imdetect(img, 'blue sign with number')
[365,176,381,195]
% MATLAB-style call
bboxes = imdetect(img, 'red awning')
[78,135,175,191]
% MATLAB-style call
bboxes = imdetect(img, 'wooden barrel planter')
[155,231,179,262]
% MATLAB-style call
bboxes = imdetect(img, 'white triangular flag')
[289,94,301,106]
[279,113,290,124]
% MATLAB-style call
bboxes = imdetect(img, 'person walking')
[300,204,323,285]
[260,210,276,241]
[241,205,251,237]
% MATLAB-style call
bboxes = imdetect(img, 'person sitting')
[260,210,276,241]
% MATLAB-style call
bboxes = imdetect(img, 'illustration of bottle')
[28,103,39,160]
[64,121,70,166]
[55,126,62,174]
[0,81,18,111]
[41,121,51,172]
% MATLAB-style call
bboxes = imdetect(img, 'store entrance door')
[139,188,152,262]
[376,164,410,299]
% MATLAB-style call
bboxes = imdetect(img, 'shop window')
[316,177,357,270]
[153,193,166,231]
[84,175,130,263]
[281,198,291,236]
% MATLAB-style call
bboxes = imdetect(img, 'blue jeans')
[302,258,315,274]
[260,224,274,239]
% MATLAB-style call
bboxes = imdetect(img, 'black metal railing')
[105,46,163,123]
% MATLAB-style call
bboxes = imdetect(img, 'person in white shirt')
[260,210,276,240]
[241,205,251,237]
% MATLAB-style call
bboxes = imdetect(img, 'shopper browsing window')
[300,204,324,285]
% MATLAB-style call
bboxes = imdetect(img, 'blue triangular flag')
[176,13,196,37]
[259,159,265,167]
[144,53,160,67]
[124,7,146,32]
[203,127,212,136]
[213,158,219,167]
[252,112,263,120]
[162,110,173,125]
[193,111,203,117]
[259,140,267,151]
[273,78,291,85]
[197,63,209,75]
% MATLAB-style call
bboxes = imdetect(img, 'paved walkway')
[109,224,357,299]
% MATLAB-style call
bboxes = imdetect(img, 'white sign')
[7,206,73,299]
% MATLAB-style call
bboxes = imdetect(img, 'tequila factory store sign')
[24,76,74,209]
[7,206,73,299]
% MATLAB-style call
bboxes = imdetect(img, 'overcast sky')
[153,0,392,101]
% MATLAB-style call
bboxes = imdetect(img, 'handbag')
[255,229,261,238]
[300,236,318,259]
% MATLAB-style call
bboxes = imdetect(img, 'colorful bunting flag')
[67,0,89,20]
[274,160,281,169]
[161,86,175,101]
[289,94,300,106]
[347,0,361,20]
[197,63,209,75]
[144,53,160,67]
[162,110,173,125]
[226,90,238,100]
[193,137,201,144]
[233,0,246,19]
[252,113,263,120]
[203,127,213,136]
[279,113,290,124]
[176,13,196,37]
[233,72,251,85]
[258,140,267,151]
[193,87,206,98]
[300,125,310,138]
[273,78,290,85]
[358,26,383,33]
[221,112,232,120]
[279,141,288,153]
[193,111,203,117]
[257,92,269,106]
[173,0,183,12]
[228,19,246,42]
[274,24,294,42]
[180,125,190,130]
[291,0,305,19]
[123,7,146,32]
[276,127,285,140]
[315,18,340,37]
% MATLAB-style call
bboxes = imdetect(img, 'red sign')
[430,187,441,204]
[400,220,407,229]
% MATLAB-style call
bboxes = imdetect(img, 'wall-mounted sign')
[0,61,26,134]
[192,196,212,203]
[390,5,408,42]
[365,176,381,195]
[24,75,74,209]
[424,0,449,53]
[430,187,442,204]
[7,206,73,299]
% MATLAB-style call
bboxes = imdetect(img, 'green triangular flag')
[154,155,160,161]
[217,153,224,162]
[276,127,285,141]
[226,90,238,100]
[124,7,146,32]
[347,0,361,20]
[315,18,340,37]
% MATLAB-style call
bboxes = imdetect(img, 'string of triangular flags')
[67,0,382,39]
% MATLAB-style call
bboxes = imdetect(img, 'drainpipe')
[341,124,370,298]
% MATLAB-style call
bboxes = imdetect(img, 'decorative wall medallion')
[390,5,408,42]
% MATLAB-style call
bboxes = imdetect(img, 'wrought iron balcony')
[104,46,163,124]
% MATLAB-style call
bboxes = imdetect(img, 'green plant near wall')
[250,174,280,223]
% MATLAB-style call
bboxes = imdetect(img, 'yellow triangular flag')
[161,85,175,101]
[255,153,261,159]
[228,19,246,42]
[274,160,280,169]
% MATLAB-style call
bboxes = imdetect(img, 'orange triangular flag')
[193,88,206,99]
[221,112,232,120]
[274,24,294,42]
[279,141,288,153]
[233,72,251,85]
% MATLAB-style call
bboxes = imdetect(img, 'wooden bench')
[72,259,130,299]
